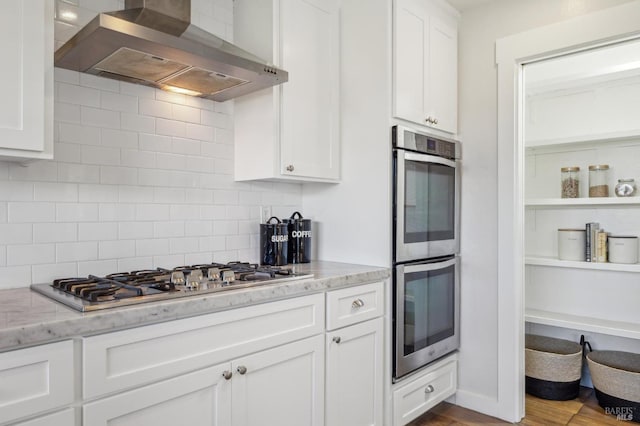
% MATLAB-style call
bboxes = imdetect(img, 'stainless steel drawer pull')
[332,336,341,344]
[286,164,295,172]
[424,385,435,394]
[222,370,233,380]
[352,299,365,309]
[237,365,247,375]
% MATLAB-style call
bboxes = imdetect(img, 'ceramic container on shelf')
[558,229,586,261]
[608,236,638,264]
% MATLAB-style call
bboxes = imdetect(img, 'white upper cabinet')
[393,0,458,134]
[0,0,53,161]
[234,0,340,182]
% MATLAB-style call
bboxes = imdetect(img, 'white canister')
[608,236,639,264]
[558,229,586,261]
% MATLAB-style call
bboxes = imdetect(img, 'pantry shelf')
[525,256,640,272]
[525,308,640,340]
[525,197,640,208]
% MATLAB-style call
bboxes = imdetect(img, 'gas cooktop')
[31,262,313,312]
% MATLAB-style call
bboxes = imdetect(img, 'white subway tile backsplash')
[0,0,302,287]
[78,184,118,202]
[186,123,214,142]
[154,221,185,238]
[77,259,119,277]
[56,241,98,262]
[99,203,136,222]
[56,203,99,222]
[0,266,32,289]
[172,104,201,124]
[172,137,201,155]
[78,222,118,241]
[99,240,135,260]
[81,106,120,129]
[80,73,120,92]
[34,183,79,202]
[170,237,199,254]
[136,239,169,256]
[118,256,153,272]
[81,145,120,165]
[100,166,138,185]
[34,223,78,243]
[0,182,34,201]
[8,202,55,223]
[101,91,138,113]
[185,220,213,236]
[55,143,83,163]
[139,133,172,153]
[121,113,155,134]
[7,244,55,266]
[118,222,153,239]
[32,263,78,284]
[139,98,173,119]
[0,224,33,245]
[58,82,100,107]
[101,128,138,149]
[156,118,187,138]
[59,123,101,145]
[54,102,81,123]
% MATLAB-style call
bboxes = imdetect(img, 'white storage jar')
[608,236,639,264]
[558,229,586,261]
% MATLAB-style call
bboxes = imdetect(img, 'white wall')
[0,0,302,289]
[456,0,635,417]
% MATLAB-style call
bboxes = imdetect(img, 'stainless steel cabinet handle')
[237,365,247,375]
[424,385,435,394]
[433,118,438,124]
[222,370,233,380]
[332,336,341,344]
[286,165,294,172]
[425,116,432,124]
[352,298,365,309]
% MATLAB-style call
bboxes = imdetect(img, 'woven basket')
[587,350,640,423]
[525,334,582,400]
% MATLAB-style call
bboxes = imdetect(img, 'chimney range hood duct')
[55,0,288,102]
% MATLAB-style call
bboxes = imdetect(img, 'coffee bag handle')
[266,216,281,224]
[290,211,303,220]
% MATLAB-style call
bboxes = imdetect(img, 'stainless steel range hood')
[55,0,287,102]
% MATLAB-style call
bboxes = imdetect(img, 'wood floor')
[408,387,622,425]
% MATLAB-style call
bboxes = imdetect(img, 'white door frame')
[495,1,640,422]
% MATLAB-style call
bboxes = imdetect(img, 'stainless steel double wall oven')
[392,125,461,380]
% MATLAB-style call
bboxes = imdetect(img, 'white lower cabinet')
[326,317,384,426]
[392,354,457,426]
[11,408,76,426]
[83,363,232,426]
[232,335,325,426]
[0,340,74,425]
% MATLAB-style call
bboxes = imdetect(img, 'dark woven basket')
[587,350,640,423]
[525,334,582,400]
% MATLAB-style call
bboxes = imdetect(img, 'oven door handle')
[402,257,458,274]
[402,151,456,168]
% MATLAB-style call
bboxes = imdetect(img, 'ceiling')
[447,0,495,12]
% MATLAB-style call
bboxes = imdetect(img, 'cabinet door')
[83,363,232,426]
[279,0,340,180]
[11,408,76,426]
[393,0,429,125]
[0,0,53,160]
[231,334,325,426]
[326,317,384,426]
[428,14,457,134]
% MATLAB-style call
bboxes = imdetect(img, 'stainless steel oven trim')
[394,125,461,159]
[394,148,461,262]
[394,256,460,380]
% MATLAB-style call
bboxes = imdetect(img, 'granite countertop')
[0,261,390,352]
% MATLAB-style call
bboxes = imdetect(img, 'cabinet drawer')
[0,341,74,425]
[83,293,324,399]
[392,355,457,426]
[12,408,76,426]
[326,281,384,330]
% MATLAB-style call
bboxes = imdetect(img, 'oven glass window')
[404,161,455,243]
[403,265,455,356]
